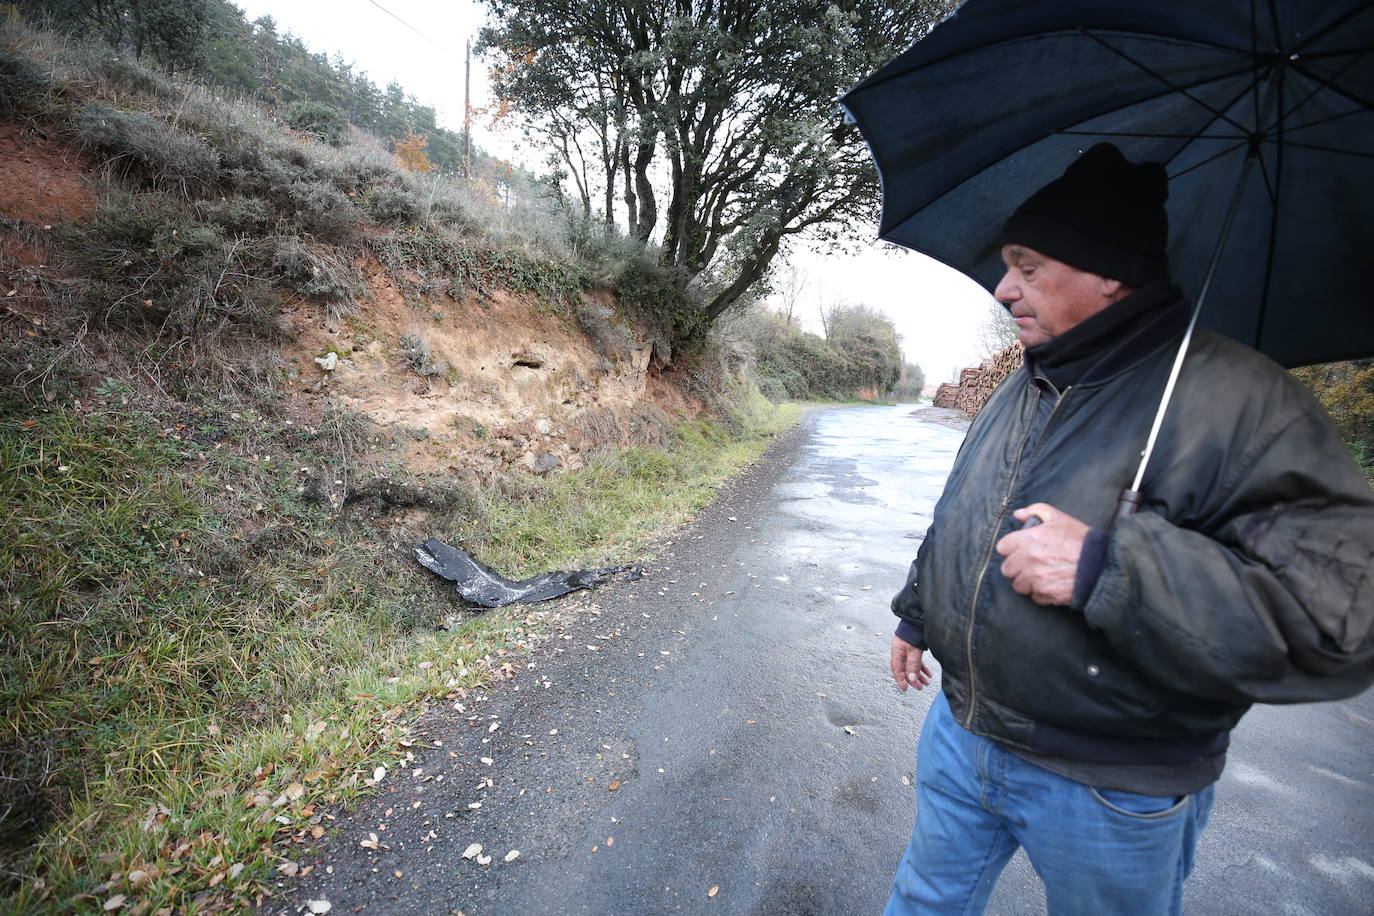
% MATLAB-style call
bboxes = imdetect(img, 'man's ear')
[1098,275,1127,300]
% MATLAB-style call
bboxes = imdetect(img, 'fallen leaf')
[476,854,492,866]
[462,843,482,859]
[311,826,325,839]
[103,895,126,911]
[606,836,614,847]
[371,766,387,784]
[306,901,332,914]
[608,781,620,791]
[285,783,305,801]
[277,861,300,877]
[708,886,720,898]
[503,850,519,862]
[360,833,379,849]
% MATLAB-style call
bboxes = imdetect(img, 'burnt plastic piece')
[414,538,640,608]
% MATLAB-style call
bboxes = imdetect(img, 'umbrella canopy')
[840,0,1374,368]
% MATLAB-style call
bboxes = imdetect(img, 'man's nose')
[994,269,1019,303]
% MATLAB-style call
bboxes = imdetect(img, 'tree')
[891,362,927,401]
[392,128,433,174]
[975,301,1020,358]
[18,0,213,72]
[769,257,808,329]
[285,100,347,146]
[479,0,955,326]
[826,302,904,394]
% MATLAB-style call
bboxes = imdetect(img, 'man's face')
[994,245,1116,348]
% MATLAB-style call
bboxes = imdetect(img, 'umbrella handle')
[1114,487,1143,521]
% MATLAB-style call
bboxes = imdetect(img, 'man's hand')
[995,503,1089,606]
[890,636,933,692]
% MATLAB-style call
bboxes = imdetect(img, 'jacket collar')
[1024,280,1191,389]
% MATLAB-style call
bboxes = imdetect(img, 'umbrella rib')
[1056,129,1250,140]
[1165,139,1251,180]
[1255,63,1287,352]
[1292,1,1374,55]
[1282,107,1366,134]
[1153,75,1269,170]
[1081,29,1253,135]
[872,63,1256,221]
[1253,138,1279,208]
[1265,0,1284,54]
[1291,62,1374,115]
[1270,49,1371,130]
[1251,0,1263,129]
[848,29,1250,95]
[1283,141,1374,159]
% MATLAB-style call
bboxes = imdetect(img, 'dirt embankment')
[0,122,702,482]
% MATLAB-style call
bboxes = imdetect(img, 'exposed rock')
[529,452,561,474]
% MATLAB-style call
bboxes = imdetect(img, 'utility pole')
[463,39,472,185]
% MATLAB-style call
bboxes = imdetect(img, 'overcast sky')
[231,0,998,383]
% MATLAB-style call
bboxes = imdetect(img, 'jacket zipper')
[961,382,1073,729]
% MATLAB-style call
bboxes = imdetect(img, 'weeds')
[397,334,447,378]
[0,383,795,912]
[373,228,591,313]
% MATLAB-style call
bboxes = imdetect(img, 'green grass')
[0,390,797,913]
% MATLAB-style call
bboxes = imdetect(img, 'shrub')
[364,183,424,225]
[96,54,179,101]
[58,192,280,333]
[72,103,220,191]
[284,100,347,146]
[398,334,447,377]
[1293,360,1374,476]
[428,199,472,232]
[276,178,363,243]
[262,236,361,311]
[0,51,56,120]
[613,255,704,351]
[195,194,276,234]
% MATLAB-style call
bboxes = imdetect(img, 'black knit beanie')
[1001,143,1169,287]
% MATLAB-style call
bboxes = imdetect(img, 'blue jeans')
[886,693,1215,916]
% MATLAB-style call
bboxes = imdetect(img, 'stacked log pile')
[932,344,1024,416]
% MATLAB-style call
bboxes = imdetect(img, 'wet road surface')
[282,405,1374,915]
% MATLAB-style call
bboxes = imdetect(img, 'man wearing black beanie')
[882,144,1374,915]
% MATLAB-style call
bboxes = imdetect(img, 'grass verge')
[1,390,797,913]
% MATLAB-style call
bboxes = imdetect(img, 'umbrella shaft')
[1128,154,1257,497]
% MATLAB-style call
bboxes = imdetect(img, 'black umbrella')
[840,0,1374,370]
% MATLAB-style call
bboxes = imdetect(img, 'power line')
[360,0,451,53]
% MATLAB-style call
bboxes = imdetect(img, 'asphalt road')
[279,405,1374,916]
